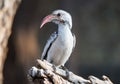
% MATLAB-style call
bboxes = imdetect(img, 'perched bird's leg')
[52,65,70,80]
[59,65,70,80]
[59,65,68,70]
[52,64,70,80]
[52,64,57,72]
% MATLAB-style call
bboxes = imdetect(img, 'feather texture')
[41,32,58,60]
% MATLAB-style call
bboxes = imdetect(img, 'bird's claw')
[59,65,70,80]
[52,64,57,73]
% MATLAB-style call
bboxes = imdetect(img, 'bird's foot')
[65,68,70,80]
[59,65,67,70]
[52,64,57,72]
[59,65,70,80]
[52,65,70,80]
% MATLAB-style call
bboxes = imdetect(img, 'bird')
[40,10,76,67]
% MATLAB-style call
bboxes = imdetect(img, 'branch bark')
[28,59,113,84]
[0,0,21,84]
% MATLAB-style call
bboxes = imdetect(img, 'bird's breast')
[58,28,73,47]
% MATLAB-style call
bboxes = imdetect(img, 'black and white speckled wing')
[41,31,58,60]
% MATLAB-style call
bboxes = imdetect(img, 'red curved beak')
[40,14,56,28]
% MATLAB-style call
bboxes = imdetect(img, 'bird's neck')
[57,24,72,43]
[58,24,71,34]
[57,24,73,46]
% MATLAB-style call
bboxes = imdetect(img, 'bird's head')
[40,10,72,29]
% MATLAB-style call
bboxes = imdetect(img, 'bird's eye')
[57,13,61,17]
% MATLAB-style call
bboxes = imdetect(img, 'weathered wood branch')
[28,59,113,84]
[0,0,21,84]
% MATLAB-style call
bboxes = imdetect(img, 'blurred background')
[3,0,120,84]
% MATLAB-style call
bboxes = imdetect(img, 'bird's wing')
[41,31,58,60]
[72,33,76,51]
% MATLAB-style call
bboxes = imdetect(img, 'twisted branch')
[28,59,113,84]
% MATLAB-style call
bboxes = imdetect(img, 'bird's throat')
[58,24,72,43]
